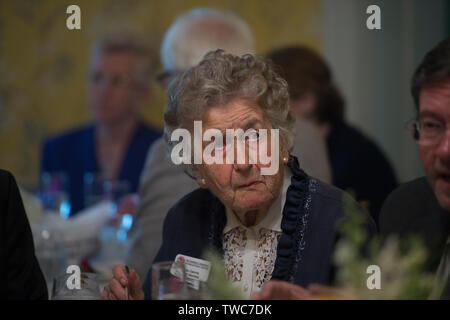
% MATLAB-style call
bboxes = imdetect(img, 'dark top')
[0,170,48,299]
[40,122,161,215]
[142,156,375,299]
[326,121,397,227]
[379,177,450,272]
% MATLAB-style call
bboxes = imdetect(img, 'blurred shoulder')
[137,122,162,140]
[0,169,18,212]
[379,177,432,231]
[312,178,347,204]
[380,177,430,215]
[42,124,94,148]
[385,177,429,199]
[165,188,216,220]
[0,169,14,189]
[307,178,349,224]
[309,178,375,230]
[146,137,169,163]
[332,122,381,152]
[0,169,13,180]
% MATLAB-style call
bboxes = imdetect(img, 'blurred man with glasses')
[380,38,450,299]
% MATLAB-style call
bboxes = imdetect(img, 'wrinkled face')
[88,52,148,126]
[418,80,450,211]
[194,99,286,221]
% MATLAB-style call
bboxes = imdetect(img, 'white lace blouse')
[222,167,292,298]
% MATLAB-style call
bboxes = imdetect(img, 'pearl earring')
[283,156,289,164]
[201,178,206,185]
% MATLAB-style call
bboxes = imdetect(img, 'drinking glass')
[38,172,70,218]
[84,174,132,239]
[151,261,188,300]
[51,272,101,300]
[33,225,67,296]
[83,173,130,208]
[85,174,133,267]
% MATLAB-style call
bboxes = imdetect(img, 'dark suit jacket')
[379,177,450,272]
[40,122,161,215]
[142,157,375,299]
[0,170,48,299]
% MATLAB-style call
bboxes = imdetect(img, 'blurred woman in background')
[40,32,161,216]
[268,46,397,225]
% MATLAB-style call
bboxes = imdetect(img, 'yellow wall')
[0,0,321,188]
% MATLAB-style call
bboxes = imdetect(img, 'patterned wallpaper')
[0,0,321,188]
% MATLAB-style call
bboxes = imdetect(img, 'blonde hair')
[89,31,156,88]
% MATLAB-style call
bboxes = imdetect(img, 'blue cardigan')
[40,122,161,216]
[143,156,375,299]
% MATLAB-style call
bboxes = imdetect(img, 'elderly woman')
[102,50,374,300]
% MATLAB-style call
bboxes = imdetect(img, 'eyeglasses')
[409,118,450,144]
[89,72,138,89]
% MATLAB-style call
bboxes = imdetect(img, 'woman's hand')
[101,265,144,300]
[251,280,311,300]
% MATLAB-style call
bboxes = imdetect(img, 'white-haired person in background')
[126,8,332,280]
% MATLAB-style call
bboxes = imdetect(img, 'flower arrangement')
[333,196,435,299]
[203,250,245,300]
